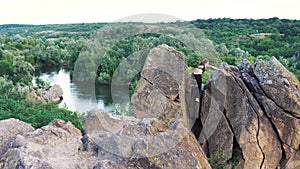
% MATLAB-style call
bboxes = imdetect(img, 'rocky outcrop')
[29,84,63,103]
[0,119,89,169]
[83,110,211,169]
[0,115,211,169]
[253,58,300,118]
[132,44,199,130]
[0,119,34,159]
[82,45,210,168]
[131,45,185,123]
[197,57,300,168]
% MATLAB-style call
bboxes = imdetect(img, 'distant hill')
[0,23,107,39]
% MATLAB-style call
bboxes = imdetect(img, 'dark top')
[193,64,206,91]
[198,64,205,72]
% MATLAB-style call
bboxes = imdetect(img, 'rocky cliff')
[197,57,300,168]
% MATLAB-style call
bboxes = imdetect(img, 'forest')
[0,18,299,130]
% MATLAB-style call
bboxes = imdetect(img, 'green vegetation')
[1,18,299,82]
[192,17,300,78]
[0,18,299,130]
[35,77,51,89]
[208,150,229,169]
[0,77,82,130]
[208,150,239,169]
[0,99,82,130]
[110,102,132,116]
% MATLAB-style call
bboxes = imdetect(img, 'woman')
[192,58,209,102]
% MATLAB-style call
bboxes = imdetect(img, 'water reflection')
[34,67,113,113]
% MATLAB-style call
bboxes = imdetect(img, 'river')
[34,67,113,113]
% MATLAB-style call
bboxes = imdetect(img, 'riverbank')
[33,67,113,113]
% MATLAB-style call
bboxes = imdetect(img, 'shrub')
[25,102,83,130]
[220,56,238,66]
[0,98,83,131]
[35,77,51,89]
[110,102,132,116]
[208,150,229,169]
[0,76,26,101]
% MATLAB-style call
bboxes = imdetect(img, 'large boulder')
[0,118,34,158]
[253,57,300,118]
[197,57,300,168]
[0,119,91,169]
[83,110,212,169]
[0,115,211,169]
[241,57,300,166]
[132,44,199,130]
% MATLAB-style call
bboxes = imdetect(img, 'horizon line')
[0,17,299,26]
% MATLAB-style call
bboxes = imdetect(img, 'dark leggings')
[193,74,202,96]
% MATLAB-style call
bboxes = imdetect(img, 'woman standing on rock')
[192,58,210,102]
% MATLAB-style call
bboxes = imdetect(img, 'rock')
[197,57,300,168]
[131,78,182,124]
[237,58,252,72]
[0,118,34,158]
[0,119,91,169]
[140,44,185,100]
[253,57,300,118]
[185,75,202,132]
[200,87,234,161]
[285,149,300,169]
[200,66,281,168]
[255,94,300,159]
[83,110,212,169]
[43,84,63,102]
[132,44,198,130]
[241,58,300,165]
[0,115,211,169]
[29,84,63,103]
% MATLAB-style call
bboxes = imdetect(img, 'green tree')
[0,60,13,76]
[35,77,51,89]
[0,77,26,101]
[12,55,35,85]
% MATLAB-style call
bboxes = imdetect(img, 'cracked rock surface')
[198,57,300,169]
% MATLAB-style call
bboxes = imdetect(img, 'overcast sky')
[1,0,299,24]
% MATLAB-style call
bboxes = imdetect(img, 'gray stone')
[43,84,63,102]
[132,44,199,130]
[0,119,94,169]
[29,84,63,103]
[83,110,212,169]
[254,57,300,118]
[198,57,300,168]
[200,65,282,168]
[0,118,34,158]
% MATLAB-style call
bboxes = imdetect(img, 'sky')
[0,0,299,25]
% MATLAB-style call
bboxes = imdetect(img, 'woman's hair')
[198,58,209,66]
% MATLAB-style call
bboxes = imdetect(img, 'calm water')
[34,67,113,113]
